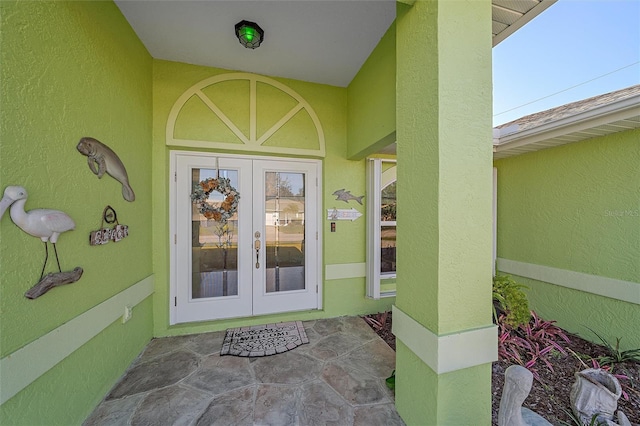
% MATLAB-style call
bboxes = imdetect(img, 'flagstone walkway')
[84,316,404,426]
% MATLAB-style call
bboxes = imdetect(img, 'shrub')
[493,274,530,327]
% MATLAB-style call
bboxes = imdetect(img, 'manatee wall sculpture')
[77,137,135,202]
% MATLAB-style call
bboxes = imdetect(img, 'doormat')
[221,321,309,357]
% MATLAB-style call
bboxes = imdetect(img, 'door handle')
[254,231,261,268]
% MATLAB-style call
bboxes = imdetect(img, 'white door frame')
[169,150,323,325]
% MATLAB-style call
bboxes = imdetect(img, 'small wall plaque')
[327,208,362,222]
[90,205,129,245]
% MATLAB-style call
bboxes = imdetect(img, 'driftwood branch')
[25,267,83,299]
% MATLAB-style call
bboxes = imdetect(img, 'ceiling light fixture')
[235,20,264,49]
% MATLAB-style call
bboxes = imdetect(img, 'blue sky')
[493,0,640,126]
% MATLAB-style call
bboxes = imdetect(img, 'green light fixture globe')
[235,20,264,49]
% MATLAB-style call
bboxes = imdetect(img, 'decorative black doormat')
[221,321,309,357]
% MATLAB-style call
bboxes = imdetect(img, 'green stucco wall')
[152,60,393,337]
[1,299,153,425]
[396,0,493,336]
[395,0,494,423]
[395,0,440,333]
[396,1,491,425]
[514,276,639,350]
[347,22,396,160]
[395,340,492,425]
[495,130,640,350]
[0,1,153,424]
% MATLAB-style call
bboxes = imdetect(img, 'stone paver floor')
[84,316,405,426]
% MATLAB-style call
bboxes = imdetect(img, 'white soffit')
[115,0,554,89]
[114,0,396,88]
[493,86,640,160]
[492,0,557,47]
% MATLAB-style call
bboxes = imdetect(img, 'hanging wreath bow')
[191,177,240,223]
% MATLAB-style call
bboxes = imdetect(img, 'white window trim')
[493,167,497,277]
[366,158,397,299]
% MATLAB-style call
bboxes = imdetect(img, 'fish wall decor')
[77,137,135,202]
[332,189,364,205]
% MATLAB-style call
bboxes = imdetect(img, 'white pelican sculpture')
[0,185,75,280]
[498,365,551,426]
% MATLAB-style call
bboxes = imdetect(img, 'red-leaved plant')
[363,311,389,332]
[497,310,571,381]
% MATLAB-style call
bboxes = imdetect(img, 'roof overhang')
[493,93,640,160]
[492,0,557,47]
[116,0,555,89]
[377,0,557,157]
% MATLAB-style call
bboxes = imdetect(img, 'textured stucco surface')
[0,0,153,354]
[395,0,493,423]
[0,1,153,424]
[395,340,438,425]
[495,130,640,349]
[495,130,640,282]
[1,299,153,425]
[516,276,640,351]
[395,340,492,425]
[152,60,393,337]
[396,1,441,332]
[347,21,396,160]
[396,0,493,334]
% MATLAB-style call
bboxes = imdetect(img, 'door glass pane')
[191,168,239,299]
[265,172,305,292]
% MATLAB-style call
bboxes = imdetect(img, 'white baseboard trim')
[0,275,154,405]
[325,263,366,280]
[497,258,639,305]
[392,305,498,374]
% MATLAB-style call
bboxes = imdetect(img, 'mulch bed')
[363,312,640,425]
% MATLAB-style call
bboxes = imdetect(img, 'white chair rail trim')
[497,258,639,305]
[325,263,366,280]
[392,305,498,374]
[0,275,154,405]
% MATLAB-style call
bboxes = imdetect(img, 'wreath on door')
[191,177,240,222]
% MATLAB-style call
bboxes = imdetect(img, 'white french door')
[171,152,321,324]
